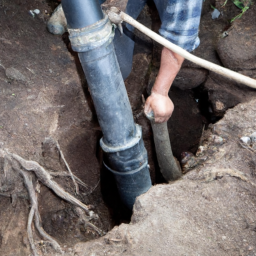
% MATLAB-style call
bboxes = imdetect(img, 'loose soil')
[0,0,255,255]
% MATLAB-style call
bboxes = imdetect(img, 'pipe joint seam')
[100,124,142,153]
[103,160,149,176]
[68,13,115,52]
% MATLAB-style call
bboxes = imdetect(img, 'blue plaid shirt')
[125,0,203,52]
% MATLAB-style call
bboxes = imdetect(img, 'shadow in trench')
[100,157,133,225]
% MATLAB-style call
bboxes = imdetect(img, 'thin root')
[49,171,88,189]
[56,140,79,194]
[27,206,37,256]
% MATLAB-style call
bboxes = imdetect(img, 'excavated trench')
[1,0,256,255]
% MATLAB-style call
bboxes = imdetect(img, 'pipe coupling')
[100,124,142,153]
[103,160,148,176]
[68,13,114,52]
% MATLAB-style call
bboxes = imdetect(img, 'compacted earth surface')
[0,0,256,255]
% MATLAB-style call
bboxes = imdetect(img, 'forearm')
[144,47,184,123]
[152,47,184,96]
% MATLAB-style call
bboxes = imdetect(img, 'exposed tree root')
[0,149,103,256]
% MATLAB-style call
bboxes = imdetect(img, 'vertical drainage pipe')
[62,0,152,210]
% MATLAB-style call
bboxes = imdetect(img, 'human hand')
[144,92,174,123]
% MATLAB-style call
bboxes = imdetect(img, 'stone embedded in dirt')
[217,4,256,71]
[5,67,27,82]
[215,100,225,111]
[250,132,256,143]
[47,4,67,35]
[240,136,251,145]
[172,68,208,90]
[33,9,40,15]
[205,71,256,116]
[181,151,198,173]
[211,8,221,19]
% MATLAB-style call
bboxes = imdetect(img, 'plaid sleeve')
[154,0,203,52]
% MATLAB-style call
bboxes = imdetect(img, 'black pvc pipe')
[78,43,135,147]
[62,0,152,209]
[62,0,103,28]
[79,41,151,209]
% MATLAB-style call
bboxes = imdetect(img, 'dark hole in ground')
[100,162,133,224]
[98,84,226,224]
[193,84,223,125]
[45,0,60,11]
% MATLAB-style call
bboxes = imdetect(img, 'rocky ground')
[0,0,255,255]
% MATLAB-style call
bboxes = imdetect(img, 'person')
[48,0,203,123]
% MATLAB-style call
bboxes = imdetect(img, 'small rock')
[47,4,67,35]
[222,31,229,38]
[248,246,253,251]
[28,10,35,18]
[208,135,225,145]
[215,101,225,111]
[196,146,206,157]
[33,9,40,15]
[211,8,220,19]
[250,132,256,143]
[5,67,27,82]
[240,136,251,145]
[181,152,198,173]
